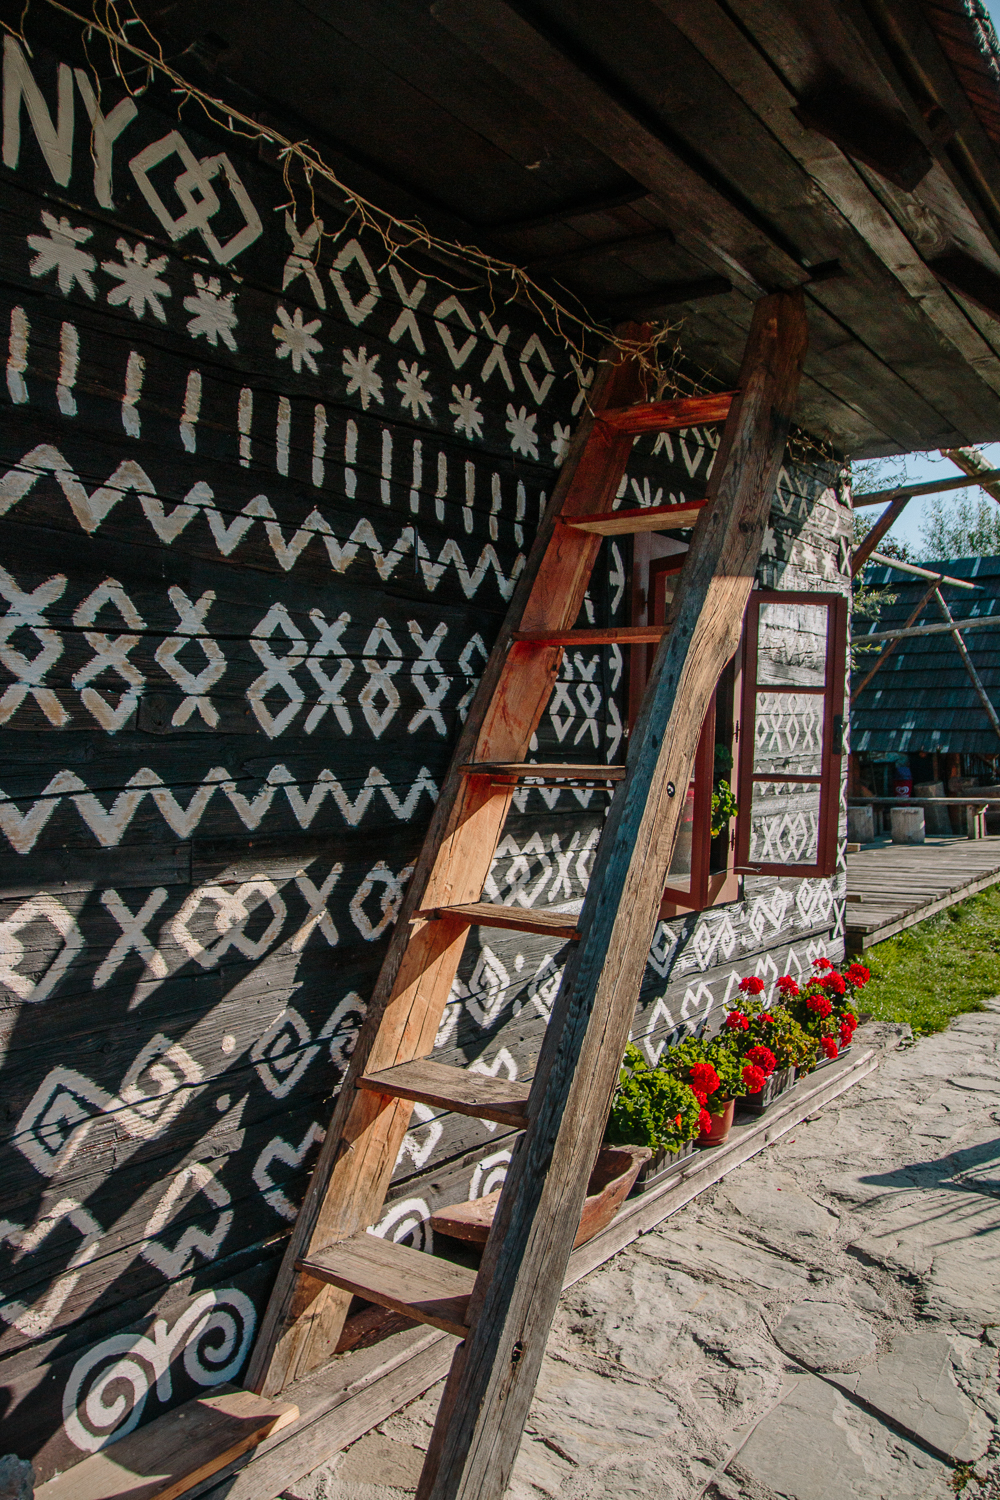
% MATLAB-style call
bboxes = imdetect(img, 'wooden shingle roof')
[852,554,1000,754]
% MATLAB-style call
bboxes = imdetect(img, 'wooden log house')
[4,0,1000,1491]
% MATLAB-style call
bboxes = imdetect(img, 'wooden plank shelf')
[36,1385,298,1500]
[357,1059,530,1127]
[299,1234,475,1338]
[460,761,626,781]
[845,834,1000,951]
[513,625,666,645]
[562,500,706,534]
[414,901,582,939]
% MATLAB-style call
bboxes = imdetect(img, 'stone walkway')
[283,1010,1000,1500]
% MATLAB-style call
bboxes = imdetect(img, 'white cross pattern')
[0,564,69,726]
[154,587,226,726]
[71,578,145,731]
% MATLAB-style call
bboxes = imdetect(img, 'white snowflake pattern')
[101,238,171,322]
[183,274,238,351]
[449,383,483,441]
[342,345,384,409]
[27,212,96,298]
[396,361,433,419]
[273,304,323,375]
[506,404,539,459]
[551,422,571,466]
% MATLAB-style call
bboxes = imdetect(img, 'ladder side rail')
[245,335,650,1397]
[417,290,809,1500]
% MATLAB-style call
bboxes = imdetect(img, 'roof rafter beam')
[655,0,1000,399]
[430,0,809,295]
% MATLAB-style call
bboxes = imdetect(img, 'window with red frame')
[630,557,847,908]
[734,591,847,880]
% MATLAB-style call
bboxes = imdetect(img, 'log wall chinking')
[0,33,849,1478]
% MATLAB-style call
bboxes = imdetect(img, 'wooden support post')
[934,589,1000,747]
[968,805,987,840]
[851,492,912,574]
[416,290,808,1500]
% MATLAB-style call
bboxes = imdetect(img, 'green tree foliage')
[919,490,1000,560]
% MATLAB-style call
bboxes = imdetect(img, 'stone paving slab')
[282,1012,1000,1500]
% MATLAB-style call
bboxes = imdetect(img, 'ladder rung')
[460,761,626,781]
[358,1058,530,1127]
[514,625,666,646]
[596,391,735,433]
[299,1232,474,1338]
[563,500,706,535]
[416,901,582,939]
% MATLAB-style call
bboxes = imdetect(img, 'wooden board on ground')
[845,835,1000,950]
[35,1386,298,1500]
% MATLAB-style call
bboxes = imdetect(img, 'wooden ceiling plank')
[430,0,808,294]
[656,0,1000,421]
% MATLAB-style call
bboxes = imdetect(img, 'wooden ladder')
[245,291,808,1500]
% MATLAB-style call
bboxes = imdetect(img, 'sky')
[853,0,1000,555]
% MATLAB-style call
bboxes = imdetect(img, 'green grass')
[859,881,1000,1035]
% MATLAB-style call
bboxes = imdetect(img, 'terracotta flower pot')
[698,1097,735,1146]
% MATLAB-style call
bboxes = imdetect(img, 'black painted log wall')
[0,32,850,1479]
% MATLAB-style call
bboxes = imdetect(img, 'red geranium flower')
[674,1113,683,1129]
[820,1035,839,1059]
[739,976,765,995]
[725,1011,750,1031]
[742,1063,767,1093]
[747,1044,777,1076]
[698,1108,713,1134]
[759,1010,776,1024]
[839,1023,853,1048]
[806,993,833,1019]
[691,1088,708,1106]
[821,971,846,996]
[813,956,833,972]
[689,1062,720,1096]
[775,975,799,997]
[845,963,870,987]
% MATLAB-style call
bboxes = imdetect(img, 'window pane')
[665,783,696,895]
[756,602,829,688]
[753,692,825,776]
[747,780,821,865]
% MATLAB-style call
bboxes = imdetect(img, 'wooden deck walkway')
[844,834,1000,953]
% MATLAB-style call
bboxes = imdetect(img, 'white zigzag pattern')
[0,445,523,599]
[0,763,439,852]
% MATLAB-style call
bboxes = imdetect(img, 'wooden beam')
[794,79,933,191]
[416,290,808,1500]
[933,588,1000,745]
[850,581,939,701]
[851,491,912,574]
[856,614,1000,643]
[940,445,1000,506]
[485,186,649,234]
[865,552,979,588]
[928,248,1000,325]
[244,331,652,1399]
[600,273,733,316]
[525,228,675,272]
[853,468,1000,505]
[431,0,808,292]
[654,0,1000,401]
